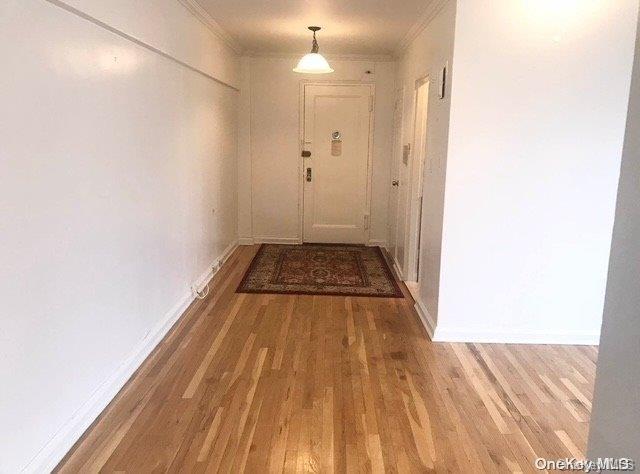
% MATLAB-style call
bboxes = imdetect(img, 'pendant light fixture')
[293,26,334,74]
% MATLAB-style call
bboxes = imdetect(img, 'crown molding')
[243,51,395,62]
[177,0,244,54]
[395,0,449,57]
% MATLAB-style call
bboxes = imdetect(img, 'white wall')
[59,0,240,88]
[434,0,638,343]
[0,1,239,471]
[395,0,456,328]
[588,8,640,460]
[238,56,396,245]
[237,57,253,242]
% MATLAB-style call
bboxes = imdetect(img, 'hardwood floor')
[56,245,597,473]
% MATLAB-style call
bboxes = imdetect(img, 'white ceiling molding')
[395,0,448,57]
[177,0,244,54]
[243,51,395,62]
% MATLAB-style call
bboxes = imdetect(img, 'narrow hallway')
[4,1,637,471]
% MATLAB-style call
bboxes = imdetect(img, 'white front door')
[302,84,373,244]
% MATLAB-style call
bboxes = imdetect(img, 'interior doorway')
[388,86,405,269]
[405,77,430,297]
[300,83,374,244]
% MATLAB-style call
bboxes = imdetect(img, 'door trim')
[405,74,431,283]
[388,85,406,272]
[298,81,376,244]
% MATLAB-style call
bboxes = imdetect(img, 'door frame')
[388,85,406,274]
[298,81,376,244]
[405,75,431,284]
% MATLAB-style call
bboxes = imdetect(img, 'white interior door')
[394,85,414,276]
[387,88,404,263]
[302,84,373,244]
[406,79,430,283]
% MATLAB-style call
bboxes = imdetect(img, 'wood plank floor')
[56,245,597,473]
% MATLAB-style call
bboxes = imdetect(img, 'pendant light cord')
[308,26,321,53]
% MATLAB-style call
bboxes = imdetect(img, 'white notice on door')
[331,139,342,156]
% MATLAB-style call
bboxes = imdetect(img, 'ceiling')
[195,0,434,56]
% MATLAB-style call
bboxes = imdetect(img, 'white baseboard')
[238,237,254,245]
[392,257,404,281]
[22,240,238,474]
[413,298,599,345]
[215,239,239,270]
[413,299,436,339]
[253,236,301,244]
[431,327,600,345]
[367,239,387,247]
[193,240,238,289]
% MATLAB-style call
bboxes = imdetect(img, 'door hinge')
[364,214,370,230]
[369,96,374,112]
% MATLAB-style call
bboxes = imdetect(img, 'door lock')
[391,179,399,186]
[306,168,312,182]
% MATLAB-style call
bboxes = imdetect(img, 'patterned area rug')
[237,244,403,297]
